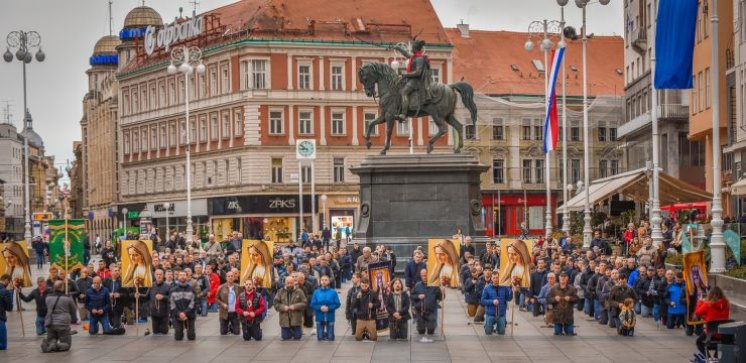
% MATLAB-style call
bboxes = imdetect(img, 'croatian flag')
[543,47,565,154]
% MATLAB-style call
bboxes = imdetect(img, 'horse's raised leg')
[427,116,448,154]
[365,114,385,150]
[446,114,464,153]
[381,116,395,155]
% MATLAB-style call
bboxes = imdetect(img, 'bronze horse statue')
[358,62,477,155]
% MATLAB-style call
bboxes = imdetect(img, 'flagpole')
[543,21,553,240]
[560,6,570,235]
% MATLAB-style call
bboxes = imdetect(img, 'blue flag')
[654,0,698,89]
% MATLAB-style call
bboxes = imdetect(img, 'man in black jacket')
[352,277,379,341]
[528,259,548,316]
[345,273,361,335]
[411,269,443,340]
[609,273,637,332]
[170,270,196,341]
[103,265,128,329]
[148,269,170,335]
[19,277,49,336]
[384,278,411,340]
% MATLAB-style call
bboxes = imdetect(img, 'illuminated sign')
[144,13,203,55]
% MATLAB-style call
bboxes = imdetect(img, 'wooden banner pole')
[16,289,25,337]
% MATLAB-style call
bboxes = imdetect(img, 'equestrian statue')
[358,40,478,155]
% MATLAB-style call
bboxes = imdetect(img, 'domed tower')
[88,35,120,93]
[117,6,163,71]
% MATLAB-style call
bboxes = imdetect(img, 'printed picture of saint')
[1,243,32,287]
[241,240,272,288]
[427,239,460,288]
[122,240,153,288]
[499,240,531,288]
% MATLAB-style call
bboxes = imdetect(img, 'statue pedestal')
[350,154,489,267]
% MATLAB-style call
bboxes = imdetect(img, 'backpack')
[239,291,266,322]
[619,307,636,329]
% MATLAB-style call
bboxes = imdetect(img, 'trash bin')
[719,321,746,363]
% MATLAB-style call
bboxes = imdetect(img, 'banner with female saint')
[241,240,273,287]
[427,239,460,288]
[121,240,154,288]
[498,239,533,288]
[0,242,32,287]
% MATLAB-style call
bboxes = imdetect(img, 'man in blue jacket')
[310,275,341,341]
[0,274,14,350]
[481,270,513,335]
[85,276,113,335]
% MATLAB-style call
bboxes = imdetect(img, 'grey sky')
[0,0,623,164]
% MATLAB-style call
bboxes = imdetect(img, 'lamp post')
[168,46,205,244]
[648,0,663,248]
[122,208,128,234]
[4,30,45,245]
[573,0,611,248]
[709,0,726,273]
[163,202,171,241]
[525,19,563,239]
[320,194,328,230]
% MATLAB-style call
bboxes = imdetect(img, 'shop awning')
[563,167,712,212]
[731,178,746,196]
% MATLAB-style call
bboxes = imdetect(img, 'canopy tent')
[731,177,746,196]
[563,167,712,212]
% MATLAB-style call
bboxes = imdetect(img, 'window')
[160,125,167,149]
[168,79,176,105]
[151,126,158,150]
[222,113,231,139]
[234,110,243,136]
[141,87,148,111]
[331,111,345,135]
[298,64,311,90]
[210,68,218,96]
[571,126,581,141]
[198,73,207,98]
[535,159,544,184]
[133,129,140,152]
[169,123,176,147]
[571,159,581,184]
[397,119,410,136]
[299,111,313,134]
[124,133,130,154]
[221,66,230,94]
[210,115,219,141]
[598,127,607,142]
[150,84,157,109]
[132,90,139,113]
[241,59,268,89]
[158,82,166,108]
[269,111,284,135]
[492,118,504,140]
[301,165,312,184]
[692,74,698,114]
[533,125,543,141]
[610,160,619,175]
[331,65,344,90]
[333,158,345,183]
[364,112,379,136]
[522,125,531,140]
[465,124,476,140]
[199,118,207,143]
[189,119,196,144]
[522,159,532,183]
[271,158,283,184]
[123,93,130,115]
[432,68,440,84]
[609,127,617,141]
[698,71,704,113]
[180,121,187,145]
[599,159,608,178]
[705,67,711,109]
[492,159,504,184]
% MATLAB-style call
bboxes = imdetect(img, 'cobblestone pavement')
[0,266,697,362]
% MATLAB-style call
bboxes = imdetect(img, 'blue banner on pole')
[654,0,698,89]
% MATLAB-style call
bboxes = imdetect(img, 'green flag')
[48,219,86,272]
[724,229,741,264]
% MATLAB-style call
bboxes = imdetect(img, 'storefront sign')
[144,14,203,55]
[210,195,318,215]
[146,199,208,218]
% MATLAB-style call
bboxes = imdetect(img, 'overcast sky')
[0,0,623,165]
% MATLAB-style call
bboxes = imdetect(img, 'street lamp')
[525,19,563,240]
[168,46,205,244]
[163,202,171,241]
[570,0,612,248]
[122,208,128,234]
[320,194,328,230]
[710,0,726,273]
[4,30,45,245]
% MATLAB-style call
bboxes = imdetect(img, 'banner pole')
[16,289,25,337]
[64,205,69,295]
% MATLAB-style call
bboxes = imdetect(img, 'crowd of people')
[0,222,734,360]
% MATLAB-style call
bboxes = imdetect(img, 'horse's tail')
[450,82,477,126]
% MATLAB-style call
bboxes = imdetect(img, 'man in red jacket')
[236,278,266,341]
[206,264,221,313]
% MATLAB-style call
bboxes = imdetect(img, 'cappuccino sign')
[144,14,203,55]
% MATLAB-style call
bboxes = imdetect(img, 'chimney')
[457,20,469,38]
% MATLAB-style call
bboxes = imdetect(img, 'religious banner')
[499,239,533,289]
[48,219,86,273]
[427,239,460,288]
[368,260,392,331]
[121,240,154,288]
[683,251,708,325]
[241,240,273,287]
[0,242,32,287]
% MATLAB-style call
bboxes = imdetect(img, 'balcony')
[631,28,647,54]
[618,104,688,138]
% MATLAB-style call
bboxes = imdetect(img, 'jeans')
[0,320,6,350]
[640,304,652,318]
[652,303,661,322]
[484,315,506,335]
[36,252,44,269]
[593,299,601,320]
[634,302,641,314]
[35,315,46,336]
[209,303,219,313]
[667,314,685,329]
[316,320,334,341]
[198,299,208,316]
[89,313,113,334]
[554,323,574,335]
[84,249,90,265]
[281,326,302,340]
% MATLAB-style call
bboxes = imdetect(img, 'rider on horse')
[395,40,433,121]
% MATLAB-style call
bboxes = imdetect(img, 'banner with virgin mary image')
[499,239,533,288]
[427,239,460,288]
[241,240,273,288]
[0,242,32,287]
[121,240,154,288]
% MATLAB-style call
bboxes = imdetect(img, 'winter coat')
[547,285,579,325]
[206,272,220,304]
[345,285,360,321]
[633,276,655,307]
[665,281,687,315]
[463,277,483,305]
[481,284,513,317]
[310,287,341,322]
[19,287,48,316]
[274,287,307,327]
[573,272,585,299]
[148,281,171,317]
[384,291,411,320]
[695,298,730,326]
[45,292,76,326]
[411,282,442,316]
[351,288,379,320]
[84,286,111,312]
[169,282,196,320]
[529,269,548,297]
[216,283,242,319]
[235,289,267,325]
[0,283,11,322]
[75,277,93,303]
[405,260,426,289]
